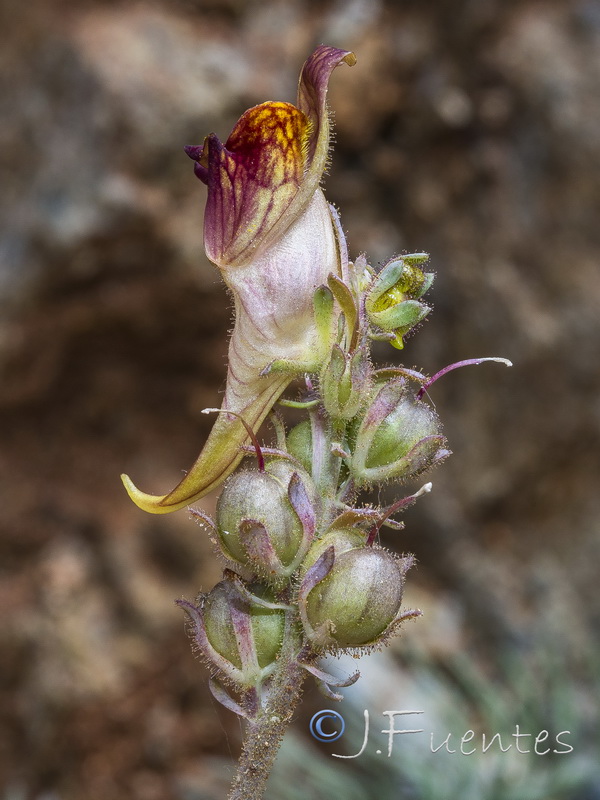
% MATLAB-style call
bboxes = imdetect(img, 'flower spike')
[120,45,516,800]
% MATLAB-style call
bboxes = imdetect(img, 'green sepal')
[285,420,313,477]
[367,299,430,333]
[367,259,407,304]
[327,273,358,343]
[313,284,335,343]
[402,252,429,266]
[366,254,432,311]
[415,272,434,299]
[320,345,371,421]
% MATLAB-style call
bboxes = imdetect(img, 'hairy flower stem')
[228,633,308,800]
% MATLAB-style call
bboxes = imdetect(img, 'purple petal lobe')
[204,103,309,266]
[184,144,204,160]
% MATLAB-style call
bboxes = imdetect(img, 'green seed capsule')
[304,547,408,648]
[216,459,318,582]
[203,581,285,673]
[349,378,449,485]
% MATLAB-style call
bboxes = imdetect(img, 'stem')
[227,627,307,800]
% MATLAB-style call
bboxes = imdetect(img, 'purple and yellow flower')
[122,46,356,513]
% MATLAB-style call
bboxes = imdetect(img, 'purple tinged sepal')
[298,661,360,701]
[327,506,404,531]
[300,527,368,575]
[365,482,432,545]
[314,681,348,702]
[208,678,252,720]
[297,546,337,647]
[176,597,246,686]
[237,521,283,584]
[287,471,317,538]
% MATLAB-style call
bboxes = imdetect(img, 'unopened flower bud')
[349,378,449,485]
[216,459,318,583]
[202,580,285,685]
[320,345,371,420]
[365,254,433,349]
[301,546,412,649]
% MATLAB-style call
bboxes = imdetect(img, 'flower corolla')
[122,46,355,513]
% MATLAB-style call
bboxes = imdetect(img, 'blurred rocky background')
[1,0,599,798]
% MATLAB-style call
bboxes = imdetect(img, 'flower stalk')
[225,632,307,800]
[122,45,511,799]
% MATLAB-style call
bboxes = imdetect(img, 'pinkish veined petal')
[187,45,355,269]
[201,101,309,267]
